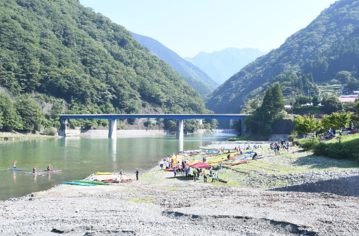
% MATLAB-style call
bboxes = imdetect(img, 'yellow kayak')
[95,171,114,175]
[208,158,226,164]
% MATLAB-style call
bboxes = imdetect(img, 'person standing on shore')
[173,167,176,177]
[135,168,139,180]
[13,160,17,168]
[193,168,197,182]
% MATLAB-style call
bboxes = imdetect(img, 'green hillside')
[206,0,359,114]
[0,0,209,120]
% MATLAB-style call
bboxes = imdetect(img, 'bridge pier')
[229,119,233,128]
[108,119,117,138]
[176,119,184,140]
[241,120,247,135]
[59,119,67,137]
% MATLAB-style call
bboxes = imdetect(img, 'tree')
[312,95,320,107]
[335,71,353,84]
[245,84,285,138]
[293,115,320,138]
[320,115,332,131]
[0,92,22,131]
[322,95,343,113]
[330,112,352,131]
[15,95,45,132]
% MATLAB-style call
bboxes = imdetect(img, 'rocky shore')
[1,143,359,235]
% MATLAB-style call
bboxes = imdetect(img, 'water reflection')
[13,172,16,182]
[177,138,183,152]
[109,138,117,162]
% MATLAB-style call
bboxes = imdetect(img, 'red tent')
[189,162,212,169]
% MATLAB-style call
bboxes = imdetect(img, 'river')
[0,133,235,201]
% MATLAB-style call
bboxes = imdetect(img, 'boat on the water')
[61,181,96,186]
[7,168,24,171]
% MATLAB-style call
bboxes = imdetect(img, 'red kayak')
[94,179,119,183]
[121,179,135,182]
[231,158,251,166]
[165,168,174,172]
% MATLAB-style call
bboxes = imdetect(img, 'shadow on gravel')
[292,154,357,169]
[270,175,359,197]
[166,176,193,181]
[163,210,317,236]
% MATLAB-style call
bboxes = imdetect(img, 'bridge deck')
[60,114,250,120]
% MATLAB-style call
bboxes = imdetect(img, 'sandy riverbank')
[1,143,359,235]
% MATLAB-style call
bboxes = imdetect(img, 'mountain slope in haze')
[206,0,359,114]
[131,32,218,98]
[185,48,266,85]
[0,0,210,116]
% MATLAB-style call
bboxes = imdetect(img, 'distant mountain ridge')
[205,0,359,114]
[131,32,218,98]
[185,48,266,85]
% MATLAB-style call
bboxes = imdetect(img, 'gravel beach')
[1,142,359,236]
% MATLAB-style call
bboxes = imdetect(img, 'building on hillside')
[338,94,358,103]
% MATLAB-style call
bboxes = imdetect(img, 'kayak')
[7,168,24,171]
[231,158,251,166]
[95,179,120,183]
[165,168,174,172]
[95,172,114,175]
[218,178,228,183]
[62,181,96,186]
[74,180,110,185]
[121,179,135,182]
[208,158,226,164]
[42,170,62,173]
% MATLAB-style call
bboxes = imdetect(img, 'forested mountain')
[206,0,359,114]
[131,32,218,98]
[0,0,211,120]
[185,48,266,85]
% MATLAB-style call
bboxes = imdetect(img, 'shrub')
[44,127,57,136]
[295,137,319,150]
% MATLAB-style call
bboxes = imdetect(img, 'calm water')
[0,133,234,200]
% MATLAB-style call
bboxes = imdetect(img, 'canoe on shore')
[231,159,251,166]
[95,172,114,175]
[121,179,135,182]
[62,181,96,186]
[218,178,228,183]
[95,179,119,183]
[74,180,110,185]
[8,168,24,171]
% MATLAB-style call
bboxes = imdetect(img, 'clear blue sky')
[79,0,337,58]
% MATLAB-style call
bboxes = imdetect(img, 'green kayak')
[62,181,96,186]
[73,180,110,185]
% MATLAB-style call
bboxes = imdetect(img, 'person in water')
[33,166,37,173]
[47,164,51,171]
[13,160,17,168]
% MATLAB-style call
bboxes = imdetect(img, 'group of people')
[271,140,291,155]
[190,166,219,183]
[12,160,52,173]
